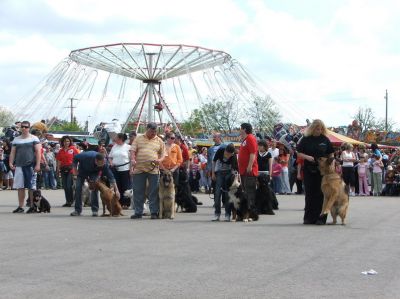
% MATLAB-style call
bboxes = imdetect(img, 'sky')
[1,0,399,130]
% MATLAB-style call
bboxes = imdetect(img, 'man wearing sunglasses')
[8,121,42,213]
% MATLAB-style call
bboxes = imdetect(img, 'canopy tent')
[326,129,365,146]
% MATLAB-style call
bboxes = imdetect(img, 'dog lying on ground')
[175,168,198,213]
[159,170,175,219]
[318,157,349,225]
[92,179,123,217]
[255,175,275,215]
[228,173,259,222]
[32,190,51,213]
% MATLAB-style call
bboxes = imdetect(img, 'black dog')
[233,185,259,222]
[32,190,51,213]
[175,168,198,213]
[255,175,276,215]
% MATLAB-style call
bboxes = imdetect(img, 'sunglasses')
[21,125,30,129]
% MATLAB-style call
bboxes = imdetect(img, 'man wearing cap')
[130,123,165,219]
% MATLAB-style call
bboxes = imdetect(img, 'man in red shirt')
[238,123,258,213]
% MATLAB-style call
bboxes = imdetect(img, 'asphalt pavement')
[1,189,400,299]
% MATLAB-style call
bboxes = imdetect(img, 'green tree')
[0,106,15,127]
[180,109,205,137]
[353,106,396,132]
[245,95,281,134]
[49,119,84,132]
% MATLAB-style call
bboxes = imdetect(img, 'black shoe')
[303,219,315,225]
[130,214,142,219]
[13,207,24,213]
[62,203,72,207]
[150,213,158,219]
[26,207,36,214]
[266,211,275,215]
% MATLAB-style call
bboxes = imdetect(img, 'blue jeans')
[214,171,232,216]
[74,176,99,214]
[272,176,282,193]
[43,168,56,189]
[132,172,159,216]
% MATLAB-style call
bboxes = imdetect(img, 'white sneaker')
[211,215,220,221]
[224,215,230,222]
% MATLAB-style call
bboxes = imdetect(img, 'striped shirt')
[12,134,40,167]
[131,134,165,174]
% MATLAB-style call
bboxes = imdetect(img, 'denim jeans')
[43,168,56,189]
[132,172,159,216]
[214,171,232,216]
[74,175,99,214]
[61,172,74,204]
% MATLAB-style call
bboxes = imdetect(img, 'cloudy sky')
[1,0,399,129]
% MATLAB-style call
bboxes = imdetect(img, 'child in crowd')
[189,154,201,193]
[271,157,283,194]
[382,165,396,196]
[357,155,369,196]
[372,154,383,196]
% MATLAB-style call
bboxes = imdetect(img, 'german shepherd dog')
[90,179,123,217]
[318,157,349,225]
[159,170,175,219]
[228,173,259,222]
[32,190,51,213]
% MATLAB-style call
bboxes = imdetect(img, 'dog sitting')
[159,170,175,219]
[93,179,123,217]
[255,175,275,215]
[318,157,349,225]
[32,190,51,213]
[228,174,259,222]
[175,168,197,213]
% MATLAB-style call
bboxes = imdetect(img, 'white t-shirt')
[342,151,355,167]
[268,148,280,159]
[109,143,131,171]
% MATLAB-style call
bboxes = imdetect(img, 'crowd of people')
[1,118,400,224]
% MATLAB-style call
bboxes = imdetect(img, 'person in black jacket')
[297,119,334,225]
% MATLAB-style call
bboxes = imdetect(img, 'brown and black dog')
[159,170,175,219]
[91,180,123,217]
[318,157,349,225]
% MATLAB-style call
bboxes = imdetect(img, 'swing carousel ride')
[13,42,302,142]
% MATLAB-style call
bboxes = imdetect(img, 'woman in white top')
[109,133,131,209]
[340,143,357,196]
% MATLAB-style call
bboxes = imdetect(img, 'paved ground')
[1,189,400,299]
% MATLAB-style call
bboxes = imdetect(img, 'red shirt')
[180,143,190,163]
[238,134,258,176]
[56,146,79,167]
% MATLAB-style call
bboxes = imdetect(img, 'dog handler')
[70,151,119,216]
[296,119,334,225]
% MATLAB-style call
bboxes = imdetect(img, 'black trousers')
[113,170,131,206]
[303,168,325,223]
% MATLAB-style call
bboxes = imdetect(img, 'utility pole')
[384,90,388,131]
[65,98,77,124]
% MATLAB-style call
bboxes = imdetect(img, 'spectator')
[371,154,383,196]
[175,135,190,169]
[43,145,57,190]
[70,152,119,216]
[1,140,13,190]
[109,133,131,209]
[128,131,137,146]
[8,121,41,213]
[278,147,291,194]
[130,123,165,219]
[357,154,369,196]
[271,157,283,194]
[207,133,223,194]
[340,143,357,196]
[198,147,210,193]
[56,136,79,207]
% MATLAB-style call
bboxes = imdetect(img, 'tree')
[245,95,281,134]
[353,106,396,132]
[180,109,205,137]
[49,119,85,132]
[0,106,15,127]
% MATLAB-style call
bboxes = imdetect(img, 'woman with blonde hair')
[297,119,334,225]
